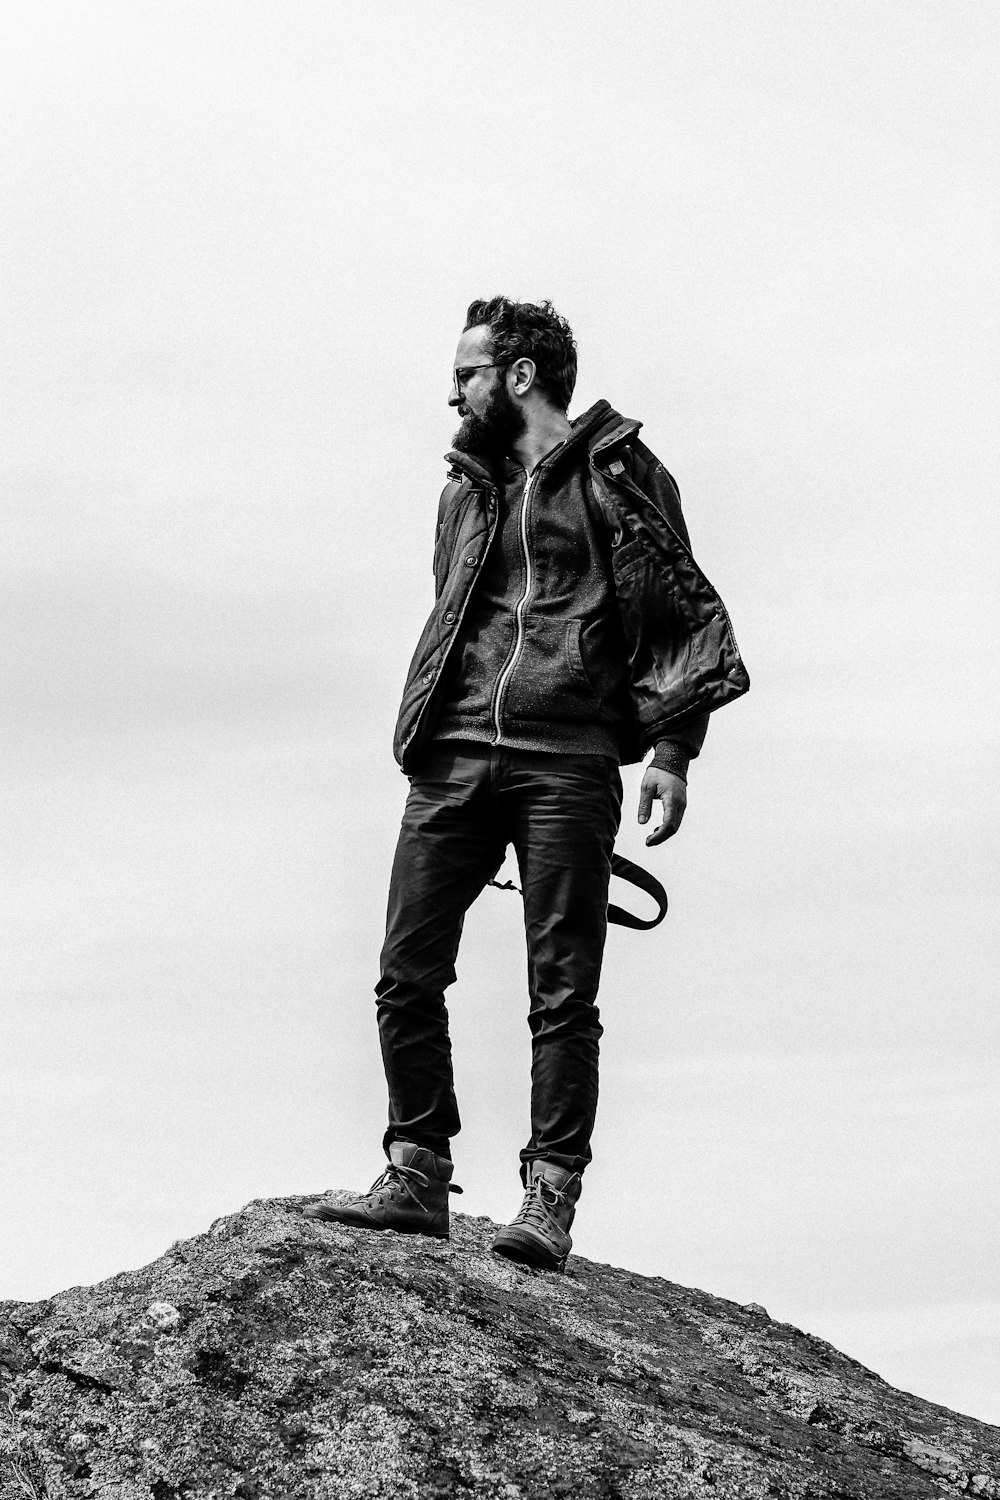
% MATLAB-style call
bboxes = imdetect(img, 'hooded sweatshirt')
[432,402,705,775]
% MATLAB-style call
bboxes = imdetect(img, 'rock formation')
[1,1193,997,1498]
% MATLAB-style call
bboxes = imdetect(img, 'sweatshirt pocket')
[503,617,620,723]
[565,618,600,698]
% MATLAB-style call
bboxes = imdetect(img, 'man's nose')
[448,386,461,408]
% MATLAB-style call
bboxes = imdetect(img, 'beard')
[452,381,526,459]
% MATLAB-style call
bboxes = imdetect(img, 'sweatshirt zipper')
[491,470,536,742]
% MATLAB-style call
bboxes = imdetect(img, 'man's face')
[450,324,525,458]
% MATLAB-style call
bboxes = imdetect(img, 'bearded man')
[305,297,748,1270]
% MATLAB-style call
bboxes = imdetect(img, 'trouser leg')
[508,753,622,1180]
[376,746,505,1159]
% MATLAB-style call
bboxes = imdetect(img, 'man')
[306,297,748,1271]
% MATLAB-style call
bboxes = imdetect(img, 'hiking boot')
[492,1161,582,1272]
[303,1141,461,1238]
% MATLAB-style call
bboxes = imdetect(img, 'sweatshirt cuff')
[651,740,690,782]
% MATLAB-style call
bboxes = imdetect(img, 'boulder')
[1,1194,997,1498]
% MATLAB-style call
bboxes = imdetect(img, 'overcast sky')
[3,0,998,1426]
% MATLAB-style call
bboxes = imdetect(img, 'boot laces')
[512,1175,571,1233]
[366,1161,432,1213]
[363,1160,462,1213]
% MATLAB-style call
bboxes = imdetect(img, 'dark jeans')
[376,744,622,1179]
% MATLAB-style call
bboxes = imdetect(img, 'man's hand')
[637,768,687,846]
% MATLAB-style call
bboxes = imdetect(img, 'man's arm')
[641,711,709,838]
[638,765,687,845]
[637,727,705,843]
[618,447,713,845]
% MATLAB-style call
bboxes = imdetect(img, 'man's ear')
[509,357,537,397]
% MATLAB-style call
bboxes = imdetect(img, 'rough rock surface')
[1,1194,997,1499]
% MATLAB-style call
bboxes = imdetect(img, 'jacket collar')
[444,400,643,485]
[443,450,497,487]
[579,401,643,462]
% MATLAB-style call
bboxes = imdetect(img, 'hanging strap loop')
[488,851,667,932]
[606,852,668,930]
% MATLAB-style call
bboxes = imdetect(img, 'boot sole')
[492,1229,568,1273]
[303,1204,449,1238]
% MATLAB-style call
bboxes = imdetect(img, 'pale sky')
[3,0,998,1426]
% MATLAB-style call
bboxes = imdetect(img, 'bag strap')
[488,851,667,932]
[607,852,668,930]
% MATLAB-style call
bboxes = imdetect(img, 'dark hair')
[464,296,577,411]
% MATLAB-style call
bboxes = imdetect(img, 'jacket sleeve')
[651,717,708,780]
[634,452,710,776]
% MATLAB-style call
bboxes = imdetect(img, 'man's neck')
[509,407,574,473]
